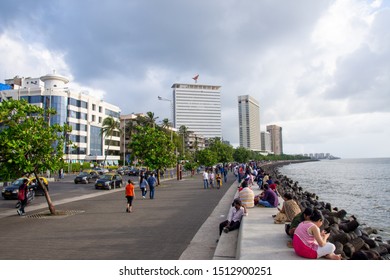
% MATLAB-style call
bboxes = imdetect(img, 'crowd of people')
[216,161,343,260]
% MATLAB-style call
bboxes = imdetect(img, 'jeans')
[149,187,155,199]
[257,200,274,207]
[141,188,147,197]
[203,179,209,189]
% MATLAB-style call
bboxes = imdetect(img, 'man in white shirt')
[219,199,247,235]
[203,169,209,189]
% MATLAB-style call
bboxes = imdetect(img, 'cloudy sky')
[1,0,389,159]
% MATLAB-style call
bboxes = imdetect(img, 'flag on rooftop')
[192,74,199,83]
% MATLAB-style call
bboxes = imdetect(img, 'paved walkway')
[0,173,234,260]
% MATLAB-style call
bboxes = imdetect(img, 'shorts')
[126,196,134,205]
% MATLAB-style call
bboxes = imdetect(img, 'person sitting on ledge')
[286,207,313,238]
[219,198,247,235]
[255,184,279,207]
[238,179,254,209]
[293,209,341,260]
[274,192,301,224]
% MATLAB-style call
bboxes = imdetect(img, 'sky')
[1,0,389,159]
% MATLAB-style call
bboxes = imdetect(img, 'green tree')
[233,146,251,163]
[0,99,71,214]
[178,125,192,159]
[101,116,121,167]
[129,125,176,184]
[196,148,218,167]
[207,137,234,164]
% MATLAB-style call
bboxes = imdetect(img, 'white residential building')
[1,72,121,165]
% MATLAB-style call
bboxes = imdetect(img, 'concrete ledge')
[237,204,302,260]
[212,180,240,260]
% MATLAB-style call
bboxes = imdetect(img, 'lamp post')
[157,96,174,142]
[123,120,127,166]
[157,96,173,127]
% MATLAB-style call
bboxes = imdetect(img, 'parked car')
[116,167,129,176]
[95,173,123,190]
[128,168,140,176]
[74,170,100,184]
[93,167,109,175]
[2,177,49,199]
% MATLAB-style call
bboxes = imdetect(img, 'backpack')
[18,184,27,201]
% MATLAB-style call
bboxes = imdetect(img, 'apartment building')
[0,72,121,165]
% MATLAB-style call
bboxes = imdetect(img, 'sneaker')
[142,196,145,199]
[126,208,129,212]
[17,210,21,216]
[21,212,26,216]
[223,227,229,233]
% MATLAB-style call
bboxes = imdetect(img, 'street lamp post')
[123,120,126,166]
[157,96,173,127]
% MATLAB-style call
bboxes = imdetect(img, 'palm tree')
[179,125,192,158]
[161,118,171,130]
[101,116,121,167]
[145,111,158,128]
[161,118,173,142]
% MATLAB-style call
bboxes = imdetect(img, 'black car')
[95,173,123,190]
[2,177,49,199]
[128,168,140,176]
[116,167,130,176]
[74,171,100,184]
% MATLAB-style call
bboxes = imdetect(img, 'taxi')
[2,177,49,199]
[95,173,123,190]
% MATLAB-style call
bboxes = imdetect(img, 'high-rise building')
[1,72,121,165]
[172,83,222,139]
[266,125,283,155]
[238,95,261,151]
[260,131,272,153]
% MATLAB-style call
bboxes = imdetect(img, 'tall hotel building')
[238,95,261,151]
[0,72,121,165]
[266,124,283,155]
[171,83,222,139]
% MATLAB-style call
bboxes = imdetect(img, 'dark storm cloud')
[3,0,330,84]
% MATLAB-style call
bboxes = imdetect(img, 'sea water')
[279,158,390,240]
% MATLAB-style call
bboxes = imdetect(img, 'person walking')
[223,164,228,183]
[147,173,157,199]
[209,170,215,188]
[17,179,29,216]
[139,176,149,198]
[125,179,135,213]
[202,169,209,189]
[216,173,222,189]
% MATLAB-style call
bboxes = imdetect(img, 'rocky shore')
[260,160,390,260]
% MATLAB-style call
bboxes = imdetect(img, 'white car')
[93,167,109,175]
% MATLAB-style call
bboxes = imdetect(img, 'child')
[216,173,222,189]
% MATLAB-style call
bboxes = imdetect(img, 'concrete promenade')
[0,171,301,260]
